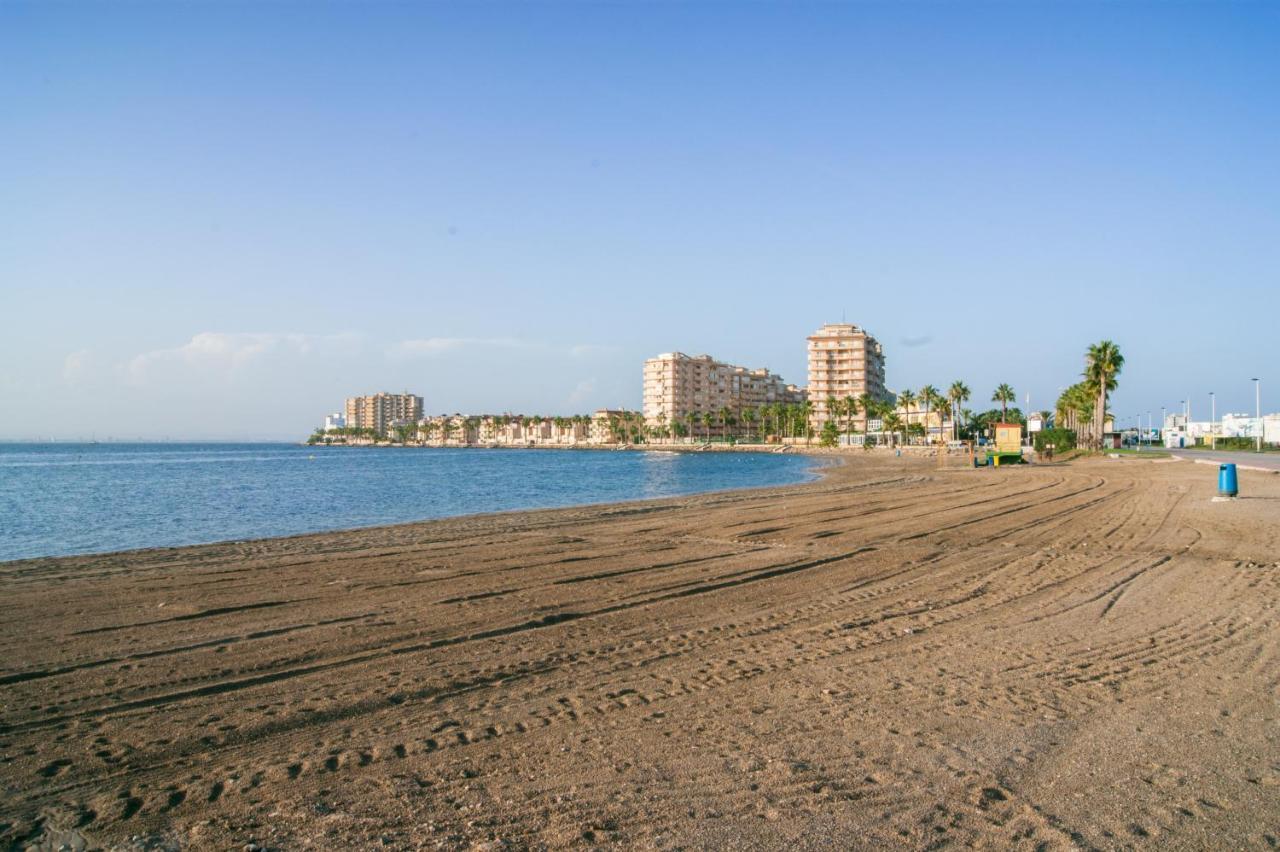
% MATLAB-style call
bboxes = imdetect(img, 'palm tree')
[882,411,903,448]
[841,395,859,446]
[1085,340,1124,450]
[897,389,917,441]
[992,383,1016,422]
[718,406,733,441]
[920,385,942,445]
[856,392,873,438]
[1056,383,1094,437]
[700,411,713,442]
[742,407,757,441]
[948,380,971,442]
[800,400,815,446]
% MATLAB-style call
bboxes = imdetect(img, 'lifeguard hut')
[990,422,1024,466]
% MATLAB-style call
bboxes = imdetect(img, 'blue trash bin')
[1219,463,1238,497]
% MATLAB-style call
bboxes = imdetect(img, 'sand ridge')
[1,455,1278,849]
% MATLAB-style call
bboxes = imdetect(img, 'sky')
[2,2,1277,440]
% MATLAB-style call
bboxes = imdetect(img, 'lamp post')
[1161,405,1166,447]
[1210,392,1216,450]
[1254,378,1262,453]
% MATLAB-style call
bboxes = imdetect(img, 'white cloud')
[388,337,526,358]
[567,378,596,407]
[569,343,617,358]
[125,332,360,382]
[391,338,617,360]
[63,349,92,384]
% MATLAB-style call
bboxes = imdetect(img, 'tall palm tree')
[842,395,859,446]
[857,392,874,437]
[882,411,903,448]
[920,385,941,445]
[897,389,917,439]
[700,411,713,442]
[992,383,1016,422]
[1056,382,1094,436]
[800,400,815,446]
[948,380,971,442]
[742,407,757,441]
[1085,341,1124,449]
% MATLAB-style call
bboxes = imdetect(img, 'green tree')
[948,380,971,442]
[882,411,903,448]
[897,389,917,442]
[1084,340,1124,449]
[920,385,942,445]
[992,383,1016,422]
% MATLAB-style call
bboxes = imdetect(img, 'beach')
[2,454,1278,850]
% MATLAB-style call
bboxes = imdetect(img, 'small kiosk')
[990,422,1024,466]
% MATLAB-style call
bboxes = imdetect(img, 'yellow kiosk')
[991,422,1024,466]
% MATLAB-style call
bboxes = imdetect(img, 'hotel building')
[806,323,889,426]
[345,392,424,435]
[642,352,804,428]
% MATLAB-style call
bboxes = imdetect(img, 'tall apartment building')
[643,352,804,427]
[345,392,424,434]
[806,323,889,426]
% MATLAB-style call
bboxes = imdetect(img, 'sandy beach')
[2,454,1278,850]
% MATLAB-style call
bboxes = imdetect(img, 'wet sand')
[2,455,1278,850]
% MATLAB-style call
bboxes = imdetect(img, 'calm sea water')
[0,443,825,562]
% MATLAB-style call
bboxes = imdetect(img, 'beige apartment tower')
[345,392,424,434]
[643,353,804,428]
[806,324,888,425]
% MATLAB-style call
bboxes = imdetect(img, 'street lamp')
[1210,392,1216,450]
[1254,378,1262,453]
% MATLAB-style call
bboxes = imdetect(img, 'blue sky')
[2,2,1277,439]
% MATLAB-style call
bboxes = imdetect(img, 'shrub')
[1033,428,1077,453]
[1206,436,1261,451]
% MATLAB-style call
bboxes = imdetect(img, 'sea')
[0,443,826,562]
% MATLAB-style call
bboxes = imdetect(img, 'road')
[1170,447,1280,471]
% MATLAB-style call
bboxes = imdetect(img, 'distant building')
[345,392,423,435]
[1220,412,1263,438]
[591,409,644,444]
[642,352,803,431]
[806,323,889,427]
[1265,414,1280,446]
[323,412,346,432]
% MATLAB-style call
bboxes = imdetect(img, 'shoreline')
[5,455,1277,849]
[1,451,839,569]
